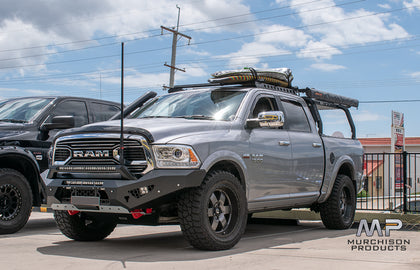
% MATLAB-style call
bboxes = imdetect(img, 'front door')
[246,95,293,203]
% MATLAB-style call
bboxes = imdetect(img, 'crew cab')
[46,72,363,250]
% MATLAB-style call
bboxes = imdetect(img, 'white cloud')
[403,0,420,12]
[408,71,420,79]
[309,63,346,72]
[298,41,341,60]
[353,110,387,122]
[219,42,291,68]
[0,0,253,76]
[286,0,410,47]
[97,63,207,89]
[378,4,391,9]
[0,87,58,96]
[256,25,310,47]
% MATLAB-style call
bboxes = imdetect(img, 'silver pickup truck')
[45,78,363,250]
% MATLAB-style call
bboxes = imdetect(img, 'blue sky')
[0,0,420,138]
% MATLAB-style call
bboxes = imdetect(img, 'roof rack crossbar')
[254,81,297,95]
[168,82,239,93]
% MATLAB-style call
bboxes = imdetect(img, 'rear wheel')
[54,211,117,241]
[178,170,247,250]
[320,174,356,229]
[0,169,32,234]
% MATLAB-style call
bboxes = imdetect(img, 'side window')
[250,96,278,118]
[91,102,120,122]
[47,100,88,127]
[281,100,311,132]
[317,107,352,138]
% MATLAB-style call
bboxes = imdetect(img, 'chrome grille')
[54,137,148,177]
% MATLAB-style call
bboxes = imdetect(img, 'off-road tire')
[54,211,117,241]
[320,174,356,229]
[178,170,247,250]
[0,168,32,234]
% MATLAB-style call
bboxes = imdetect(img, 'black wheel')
[320,174,356,229]
[54,211,117,241]
[0,169,32,234]
[178,170,247,250]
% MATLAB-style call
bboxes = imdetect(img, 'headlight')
[152,145,200,169]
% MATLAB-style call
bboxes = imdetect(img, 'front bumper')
[46,169,206,212]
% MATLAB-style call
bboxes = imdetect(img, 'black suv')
[0,96,120,234]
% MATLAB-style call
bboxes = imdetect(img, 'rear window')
[91,102,120,122]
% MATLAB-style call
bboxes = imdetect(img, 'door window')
[281,100,311,132]
[46,100,88,127]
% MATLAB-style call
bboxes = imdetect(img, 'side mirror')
[41,116,75,131]
[246,111,285,129]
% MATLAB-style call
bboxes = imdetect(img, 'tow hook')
[67,210,80,216]
[131,208,153,219]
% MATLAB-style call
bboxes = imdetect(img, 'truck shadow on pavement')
[36,218,356,263]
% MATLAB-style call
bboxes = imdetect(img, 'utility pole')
[161,5,191,88]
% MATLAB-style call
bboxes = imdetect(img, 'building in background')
[359,137,420,153]
[360,137,420,199]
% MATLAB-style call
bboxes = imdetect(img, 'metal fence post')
[403,151,408,214]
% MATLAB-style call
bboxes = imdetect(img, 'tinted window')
[47,100,88,127]
[282,100,310,132]
[91,102,120,122]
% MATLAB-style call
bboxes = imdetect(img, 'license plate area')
[71,196,100,206]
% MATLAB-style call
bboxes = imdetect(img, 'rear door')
[280,98,324,201]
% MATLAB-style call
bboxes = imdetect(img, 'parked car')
[0,96,120,234]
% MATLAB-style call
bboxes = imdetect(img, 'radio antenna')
[120,42,125,165]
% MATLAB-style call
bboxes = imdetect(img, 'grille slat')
[54,149,70,161]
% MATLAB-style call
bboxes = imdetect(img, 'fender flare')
[317,155,356,203]
[0,146,43,205]
[201,150,249,194]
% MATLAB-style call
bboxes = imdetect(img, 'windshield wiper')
[0,119,27,123]
[177,115,215,120]
[138,116,172,119]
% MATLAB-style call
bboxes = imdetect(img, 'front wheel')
[178,170,247,250]
[320,174,356,229]
[54,211,117,241]
[0,169,33,234]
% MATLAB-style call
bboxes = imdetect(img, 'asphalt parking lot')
[1,212,419,270]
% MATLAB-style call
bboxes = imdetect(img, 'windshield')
[0,97,53,123]
[132,89,247,121]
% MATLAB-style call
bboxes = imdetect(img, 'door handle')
[312,143,322,148]
[278,141,290,146]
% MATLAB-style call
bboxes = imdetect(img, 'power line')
[2,34,420,85]
[185,0,365,33]
[0,0,324,54]
[360,100,420,104]
[0,3,415,72]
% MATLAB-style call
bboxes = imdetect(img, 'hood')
[56,118,232,143]
[0,122,35,140]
